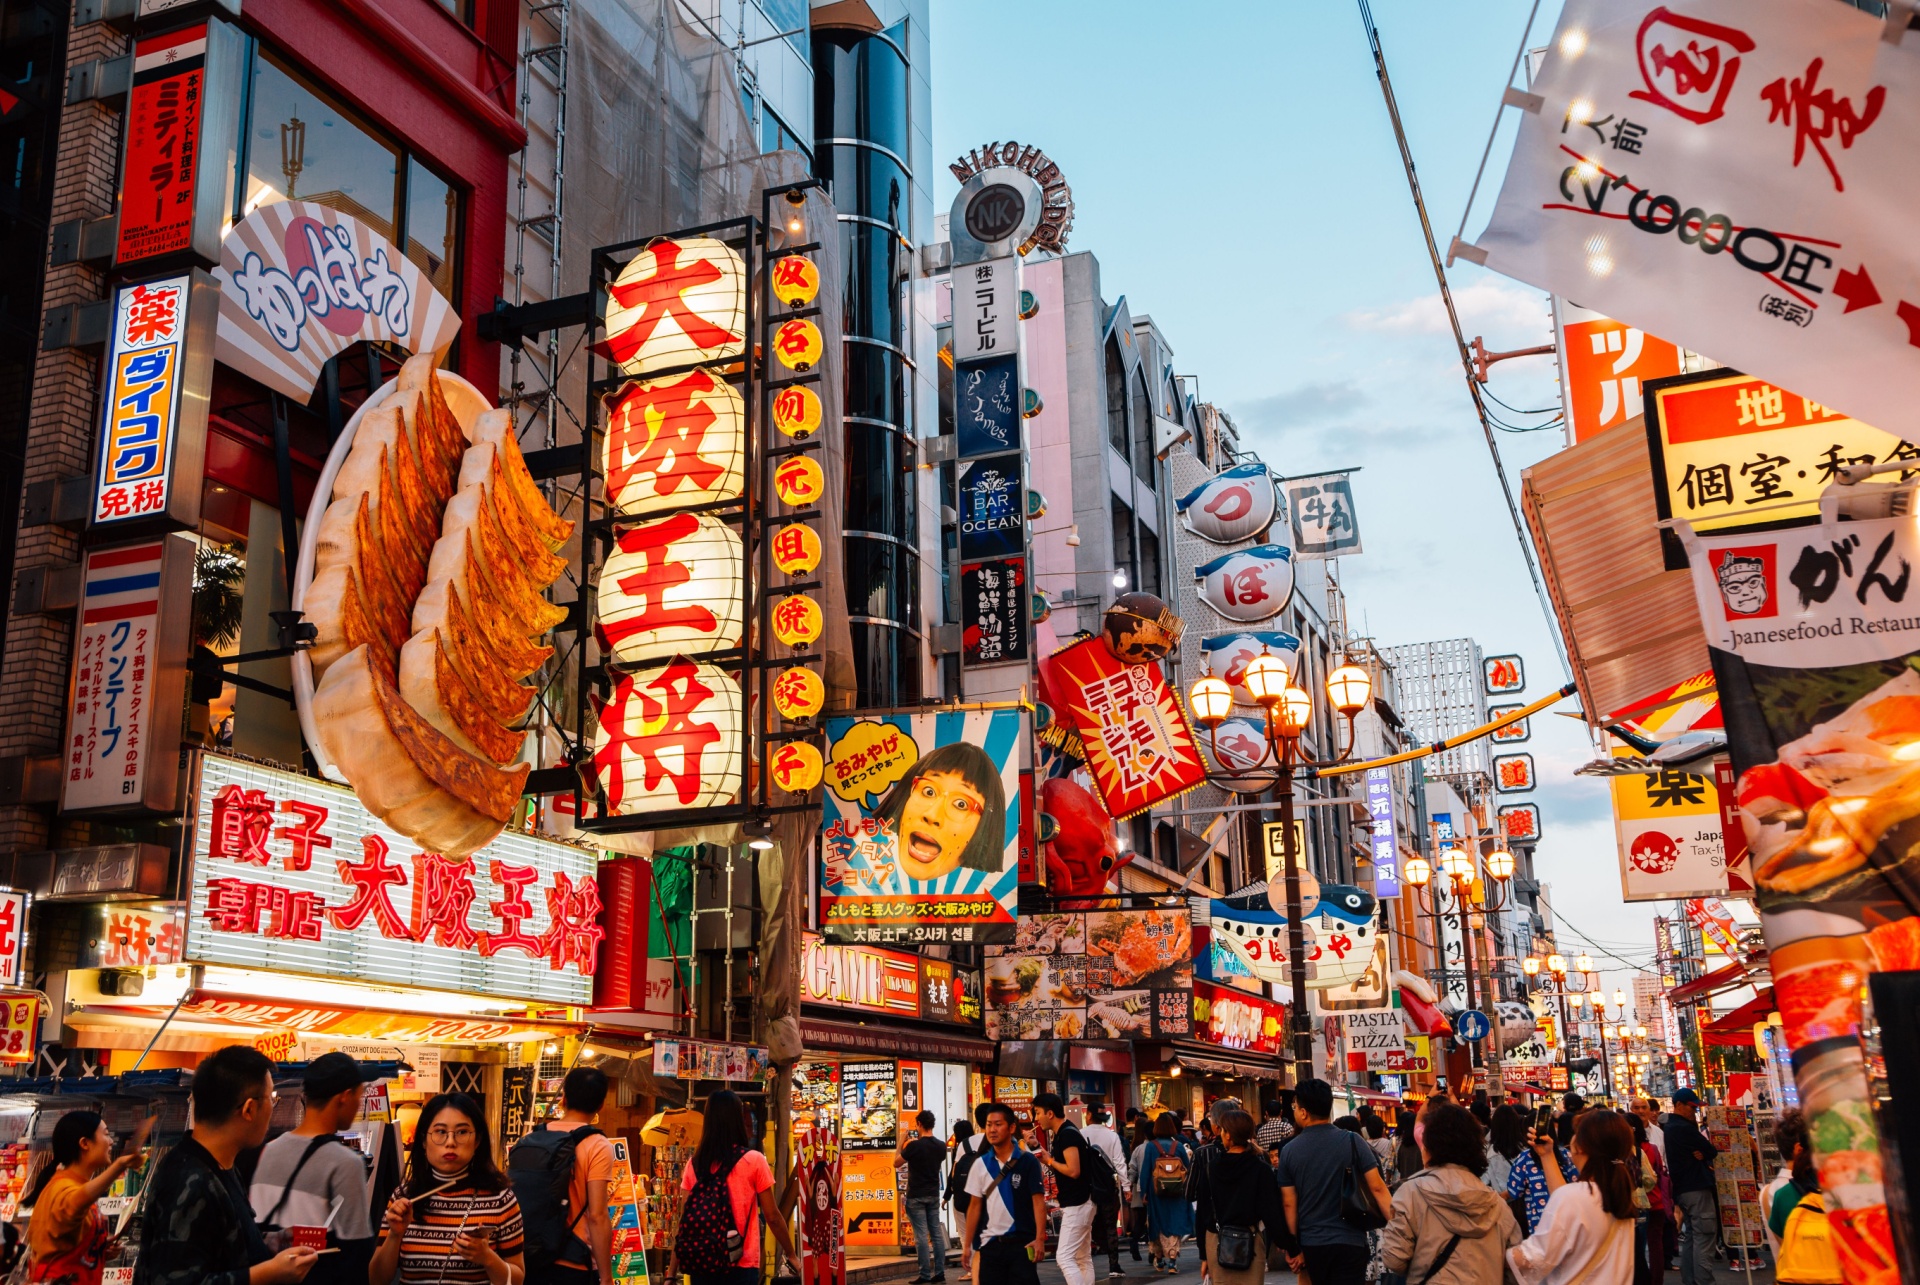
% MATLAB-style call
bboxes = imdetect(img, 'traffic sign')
[1453,1009,1492,1043]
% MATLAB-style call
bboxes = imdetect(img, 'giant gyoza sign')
[189,755,600,1005]
[1472,0,1920,443]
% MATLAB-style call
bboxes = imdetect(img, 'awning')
[1702,989,1776,1036]
[799,1017,995,1064]
[1521,416,1710,724]
[1669,960,1760,1005]
[1166,1044,1288,1080]
[64,992,585,1052]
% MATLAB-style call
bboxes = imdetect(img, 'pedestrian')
[1032,1095,1094,1285]
[25,1110,148,1285]
[1393,1110,1423,1187]
[1381,1099,1519,1285]
[1362,1115,1396,1187]
[1078,1107,1129,1280]
[1333,1117,1385,1280]
[1255,1099,1295,1164]
[371,1093,524,1285]
[1485,1104,1530,1208]
[1622,1111,1668,1285]
[1187,1109,1286,1285]
[960,1104,1047,1285]
[1469,1089,1492,1131]
[1277,1078,1391,1285]
[673,1091,795,1285]
[1758,1110,1805,1261]
[898,1111,948,1284]
[1135,1114,1192,1273]
[1661,1089,1720,1285]
[946,1122,977,1226]
[248,1052,376,1285]
[1767,1114,1841,1285]
[1506,1113,1576,1238]
[508,1066,614,1285]
[1125,1118,1153,1263]
[1634,1100,1667,1170]
[1506,1112,1637,1285]
[1637,1100,1677,1274]
[134,1045,317,1285]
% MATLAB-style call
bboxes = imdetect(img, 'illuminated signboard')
[188,755,600,1005]
[1191,979,1286,1055]
[92,274,217,530]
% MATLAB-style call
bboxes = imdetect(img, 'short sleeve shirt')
[680,1150,774,1268]
[901,1137,947,1201]
[1048,1125,1091,1207]
[1275,1124,1377,1248]
[1506,1146,1577,1232]
[248,1133,374,1241]
[546,1125,615,1254]
[387,1185,525,1285]
[964,1147,1043,1246]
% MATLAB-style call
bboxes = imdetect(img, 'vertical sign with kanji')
[90,271,218,533]
[1364,766,1399,898]
[62,536,194,814]
[116,19,243,269]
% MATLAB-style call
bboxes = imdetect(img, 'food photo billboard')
[819,709,1025,945]
[983,909,1193,1042]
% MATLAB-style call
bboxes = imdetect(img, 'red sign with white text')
[1042,637,1208,820]
[118,26,207,264]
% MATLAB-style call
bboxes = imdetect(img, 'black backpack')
[949,1141,982,1212]
[675,1148,746,1275]
[1081,1139,1119,1202]
[506,1124,602,1275]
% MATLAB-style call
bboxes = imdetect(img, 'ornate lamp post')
[1406,838,1515,1097]
[1187,653,1373,1084]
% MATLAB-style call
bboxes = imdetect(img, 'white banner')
[1283,471,1363,559]
[1474,0,1920,440]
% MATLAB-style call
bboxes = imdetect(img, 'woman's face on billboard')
[898,768,986,879]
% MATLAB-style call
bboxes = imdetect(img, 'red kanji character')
[605,369,727,503]
[412,853,481,949]
[773,257,813,289]
[329,834,414,940]
[97,488,131,518]
[773,319,817,359]
[131,481,167,513]
[601,240,740,367]
[274,800,332,872]
[103,912,149,967]
[1760,57,1886,193]
[594,659,724,809]
[771,526,814,568]
[154,917,182,960]
[1225,566,1269,607]
[263,888,326,942]
[481,862,542,958]
[204,877,264,933]
[208,784,275,865]
[122,283,180,345]
[772,595,818,638]
[539,872,604,975]
[600,512,720,649]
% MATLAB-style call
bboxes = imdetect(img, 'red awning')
[1702,989,1776,1036]
[1668,961,1757,1005]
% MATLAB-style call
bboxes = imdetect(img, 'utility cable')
[1356,0,1572,680]
[1483,387,1559,417]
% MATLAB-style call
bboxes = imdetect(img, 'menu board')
[606,1138,651,1285]
[984,909,1193,1040]
[1703,1106,1766,1253]
[792,1060,842,1137]
[839,1061,898,1151]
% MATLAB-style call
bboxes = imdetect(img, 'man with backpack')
[508,1067,614,1285]
[1033,1096,1094,1285]
[961,1104,1047,1285]
[1078,1107,1127,1279]
[247,1052,375,1285]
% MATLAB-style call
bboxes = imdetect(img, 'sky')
[929,0,1676,1010]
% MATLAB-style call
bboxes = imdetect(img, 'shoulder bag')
[1339,1132,1388,1232]
[1204,1153,1256,1272]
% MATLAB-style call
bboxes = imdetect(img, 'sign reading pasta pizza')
[984,909,1193,1041]
[819,709,1026,945]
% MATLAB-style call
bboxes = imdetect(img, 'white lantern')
[598,512,744,664]
[593,658,742,813]
[603,368,745,515]
[600,237,746,376]
[1176,462,1278,544]
[1194,545,1295,623]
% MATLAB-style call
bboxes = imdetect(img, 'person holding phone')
[25,1110,150,1285]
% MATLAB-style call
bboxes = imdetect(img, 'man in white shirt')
[1079,1107,1129,1279]
[1636,1098,1668,1165]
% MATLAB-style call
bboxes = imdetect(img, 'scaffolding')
[1382,637,1493,790]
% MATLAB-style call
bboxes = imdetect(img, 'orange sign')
[254,1029,297,1061]
[1559,303,1684,442]
[772,384,823,439]
[772,666,825,720]
[770,741,825,794]
[771,523,822,575]
[772,318,823,371]
[771,255,820,308]
[773,594,824,648]
[0,997,36,1064]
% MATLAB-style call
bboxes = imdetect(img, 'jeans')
[905,1196,943,1279]
[1675,1188,1720,1285]
[689,1271,759,1285]
[1055,1200,1096,1285]
[1300,1242,1372,1285]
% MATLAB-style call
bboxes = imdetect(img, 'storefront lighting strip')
[196,967,539,1017]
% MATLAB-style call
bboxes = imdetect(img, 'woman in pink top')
[677,1091,797,1285]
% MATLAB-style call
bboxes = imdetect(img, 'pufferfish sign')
[818,709,1027,945]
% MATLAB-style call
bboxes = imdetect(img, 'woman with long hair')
[25,1112,145,1285]
[1393,1108,1423,1187]
[371,1094,524,1285]
[1136,1113,1193,1273]
[677,1091,796,1285]
[1485,1104,1531,1203]
[1623,1111,1669,1285]
[1507,1111,1638,1284]
[871,743,1008,882]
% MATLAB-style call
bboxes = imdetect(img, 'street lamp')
[1407,836,1515,1098]
[1522,956,1541,977]
[1576,953,1595,974]
[1186,653,1373,1084]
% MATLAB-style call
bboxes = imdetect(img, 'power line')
[1355,0,1571,680]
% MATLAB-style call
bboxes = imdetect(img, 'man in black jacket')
[1663,1089,1722,1285]
[135,1046,318,1285]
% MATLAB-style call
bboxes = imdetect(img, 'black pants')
[1092,1198,1121,1274]
[977,1238,1040,1285]
[1300,1242,1371,1285]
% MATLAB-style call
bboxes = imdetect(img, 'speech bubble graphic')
[827,720,921,808]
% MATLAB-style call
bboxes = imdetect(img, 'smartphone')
[1536,1105,1556,1135]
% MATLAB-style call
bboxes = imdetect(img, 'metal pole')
[1278,751,1312,1085]
[1479,905,1504,1105]
[1556,987,1573,1097]
[1456,887,1479,1084]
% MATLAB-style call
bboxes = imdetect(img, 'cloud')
[1343,277,1554,343]
[1230,380,1368,431]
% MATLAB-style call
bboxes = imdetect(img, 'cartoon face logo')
[1628,8,1756,125]
[1630,830,1680,875]
[1714,551,1773,618]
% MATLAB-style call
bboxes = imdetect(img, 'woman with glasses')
[371,1094,524,1285]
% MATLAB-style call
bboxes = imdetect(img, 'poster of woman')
[820,709,1027,945]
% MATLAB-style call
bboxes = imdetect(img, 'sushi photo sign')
[983,909,1194,1042]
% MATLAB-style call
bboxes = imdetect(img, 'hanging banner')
[116,20,242,268]
[952,257,1017,363]
[984,909,1194,1041]
[1283,470,1363,558]
[1364,766,1401,898]
[820,709,1025,945]
[1040,636,1208,819]
[1609,673,1732,901]
[961,557,1029,666]
[1473,0,1920,447]
[214,202,461,400]
[954,355,1021,458]
[796,1125,844,1285]
[956,454,1027,562]
[1557,300,1686,443]
[1680,504,1919,1285]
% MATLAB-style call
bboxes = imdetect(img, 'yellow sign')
[827,720,920,805]
[771,317,822,371]
[0,997,37,1064]
[773,455,825,507]
[771,666,825,721]
[1650,369,1906,534]
[253,1029,297,1062]
[771,384,822,439]
[770,255,820,308]
[1262,820,1308,881]
[772,594,823,648]
[770,523,822,576]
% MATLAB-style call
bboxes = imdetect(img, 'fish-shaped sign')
[1199,631,1301,705]
[1176,462,1277,544]
[1208,881,1378,991]
[1194,545,1294,624]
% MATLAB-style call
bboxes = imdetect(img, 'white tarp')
[1472,0,1920,440]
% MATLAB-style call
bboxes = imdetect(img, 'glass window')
[1105,339,1128,458]
[243,50,400,241]
[1110,498,1134,589]
[403,157,459,300]
[1131,371,1154,486]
